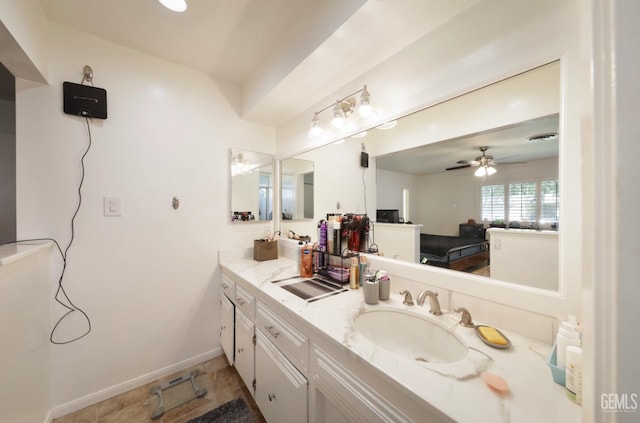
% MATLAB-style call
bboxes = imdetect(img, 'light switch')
[104,197,122,217]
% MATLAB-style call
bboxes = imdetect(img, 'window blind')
[509,182,537,221]
[540,180,560,222]
[481,184,505,221]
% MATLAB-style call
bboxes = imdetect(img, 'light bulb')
[359,85,374,117]
[331,102,345,127]
[158,0,187,12]
[475,167,487,177]
[486,166,497,176]
[308,113,323,138]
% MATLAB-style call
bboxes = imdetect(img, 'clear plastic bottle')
[556,315,581,369]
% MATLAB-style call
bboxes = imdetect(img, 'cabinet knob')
[237,298,246,305]
[268,393,276,402]
[222,283,229,289]
[237,347,244,353]
[221,325,225,330]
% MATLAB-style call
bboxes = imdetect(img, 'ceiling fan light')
[475,167,487,177]
[158,0,187,12]
[486,166,497,175]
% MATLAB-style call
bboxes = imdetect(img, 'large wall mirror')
[281,158,314,220]
[279,61,561,291]
[230,149,274,222]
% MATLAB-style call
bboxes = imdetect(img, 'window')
[540,180,560,222]
[481,184,505,221]
[508,182,537,222]
[481,179,560,225]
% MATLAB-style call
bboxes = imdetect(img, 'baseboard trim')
[51,348,223,419]
[44,409,53,423]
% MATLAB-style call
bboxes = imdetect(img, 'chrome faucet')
[416,290,442,316]
[454,307,474,327]
[399,290,414,306]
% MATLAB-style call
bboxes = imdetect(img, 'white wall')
[376,168,415,222]
[15,22,275,414]
[281,138,376,240]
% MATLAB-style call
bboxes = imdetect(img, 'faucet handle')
[399,290,414,306]
[453,307,474,327]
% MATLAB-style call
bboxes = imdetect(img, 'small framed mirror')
[280,158,314,221]
[230,149,274,222]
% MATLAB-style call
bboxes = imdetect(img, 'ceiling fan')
[446,146,523,175]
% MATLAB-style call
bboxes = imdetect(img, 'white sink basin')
[353,309,468,363]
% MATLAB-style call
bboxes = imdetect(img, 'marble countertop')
[0,241,53,266]
[219,249,581,423]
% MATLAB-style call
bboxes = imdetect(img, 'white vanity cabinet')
[309,344,448,423]
[255,301,309,422]
[255,330,308,423]
[234,307,255,393]
[220,293,235,365]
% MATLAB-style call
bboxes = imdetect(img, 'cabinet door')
[255,331,307,423]
[235,308,255,394]
[220,294,235,365]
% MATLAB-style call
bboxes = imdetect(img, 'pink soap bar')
[482,372,510,394]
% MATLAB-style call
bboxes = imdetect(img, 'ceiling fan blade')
[446,164,472,171]
[456,160,479,165]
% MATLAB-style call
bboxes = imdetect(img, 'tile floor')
[53,356,266,423]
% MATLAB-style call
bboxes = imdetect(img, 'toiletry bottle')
[327,215,335,257]
[556,315,581,369]
[319,220,327,268]
[300,243,313,278]
[296,240,303,274]
[358,256,368,287]
[565,345,583,405]
[349,257,359,289]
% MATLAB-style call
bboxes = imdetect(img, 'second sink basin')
[353,309,468,363]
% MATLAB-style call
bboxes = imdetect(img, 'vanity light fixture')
[158,0,187,12]
[231,153,253,176]
[308,85,374,138]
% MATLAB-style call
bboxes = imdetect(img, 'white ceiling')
[375,114,559,175]
[38,0,481,126]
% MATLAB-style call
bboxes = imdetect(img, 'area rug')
[187,397,254,423]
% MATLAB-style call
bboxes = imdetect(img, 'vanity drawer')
[221,274,236,299]
[256,302,309,373]
[235,284,255,320]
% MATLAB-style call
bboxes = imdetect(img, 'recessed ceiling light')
[527,132,558,142]
[158,0,187,12]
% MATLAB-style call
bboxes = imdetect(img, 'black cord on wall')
[2,116,93,344]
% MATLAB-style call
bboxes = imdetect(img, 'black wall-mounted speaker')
[63,82,108,119]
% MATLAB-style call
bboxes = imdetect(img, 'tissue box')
[254,240,278,261]
[547,342,566,386]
